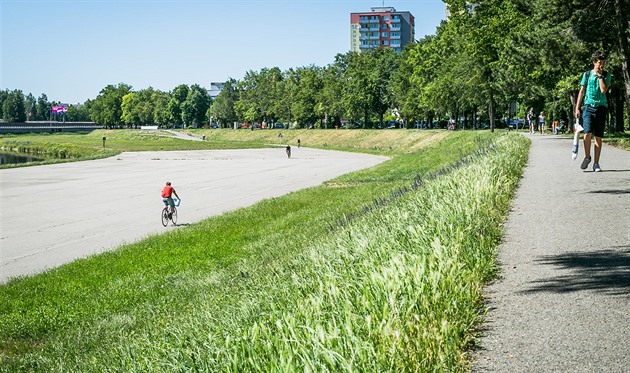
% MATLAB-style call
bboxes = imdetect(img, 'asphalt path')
[473,133,630,372]
[0,147,388,283]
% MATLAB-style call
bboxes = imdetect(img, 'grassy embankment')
[0,129,530,371]
[0,130,267,169]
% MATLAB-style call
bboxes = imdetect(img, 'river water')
[0,152,43,165]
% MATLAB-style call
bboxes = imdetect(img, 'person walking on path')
[575,51,611,172]
[527,108,536,134]
[472,134,630,372]
[538,111,545,134]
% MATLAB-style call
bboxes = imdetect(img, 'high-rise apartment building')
[350,7,415,53]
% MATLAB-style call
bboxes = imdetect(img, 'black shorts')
[582,105,607,138]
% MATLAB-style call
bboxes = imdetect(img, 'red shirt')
[161,185,174,198]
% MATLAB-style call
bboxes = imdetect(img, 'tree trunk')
[614,0,630,131]
[615,86,625,132]
[489,89,495,132]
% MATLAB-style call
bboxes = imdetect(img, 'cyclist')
[161,181,180,218]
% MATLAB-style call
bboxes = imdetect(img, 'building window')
[391,32,400,37]
[381,32,389,37]
[360,16,368,21]
[382,15,389,21]
[383,40,390,46]
[382,23,388,29]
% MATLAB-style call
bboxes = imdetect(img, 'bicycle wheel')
[161,207,169,227]
[170,207,178,226]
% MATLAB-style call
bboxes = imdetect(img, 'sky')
[1,0,446,104]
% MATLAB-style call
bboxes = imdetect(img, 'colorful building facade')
[350,7,415,53]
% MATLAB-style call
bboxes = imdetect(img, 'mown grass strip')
[0,131,529,372]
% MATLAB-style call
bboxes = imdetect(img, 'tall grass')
[0,132,529,372]
[196,134,526,371]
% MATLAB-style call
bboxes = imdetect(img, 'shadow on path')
[588,188,630,194]
[522,246,630,296]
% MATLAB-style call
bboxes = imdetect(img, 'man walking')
[575,51,611,172]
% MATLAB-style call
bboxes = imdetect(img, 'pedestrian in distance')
[297,138,301,148]
[527,107,536,134]
[285,145,291,158]
[575,50,611,172]
[539,111,545,134]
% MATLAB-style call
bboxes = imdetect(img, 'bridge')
[0,121,103,134]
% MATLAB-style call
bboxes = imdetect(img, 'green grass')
[0,130,530,371]
[0,130,271,169]
[604,132,630,151]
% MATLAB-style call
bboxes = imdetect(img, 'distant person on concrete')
[161,181,180,218]
[527,107,536,134]
[297,138,301,148]
[285,145,291,158]
[575,50,611,172]
[538,111,545,134]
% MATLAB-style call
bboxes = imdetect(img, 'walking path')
[473,133,630,372]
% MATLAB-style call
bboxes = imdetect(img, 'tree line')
[2,0,628,131]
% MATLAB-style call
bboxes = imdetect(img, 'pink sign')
[51,105,68,113]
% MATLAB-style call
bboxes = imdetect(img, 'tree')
[35,94,50,121]
[236,67,283,125]
[276,66,323,127]
[0,90,8,119]
[167,84,189,127]
[121,92,140,127]
[343,52,373,127]
[89,83,132,128]
[66,103,91,122]
[370,48,400,126]
[151,90,171,127]
[24,93,36,121]
[319,61,346,128]
[2,90,27,122]
[181,84,211,127]
[210,78,239,127]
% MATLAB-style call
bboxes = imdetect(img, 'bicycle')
[161,198,179,226]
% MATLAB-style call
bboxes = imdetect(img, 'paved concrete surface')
[473,134,630,372]
[0,147,388,283]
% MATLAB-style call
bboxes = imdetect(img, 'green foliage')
[2,89,27,122]
[210,78,239,127]
[89,83,132,127]
[181,84,211,127]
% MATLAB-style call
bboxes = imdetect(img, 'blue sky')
[1,0,446,104]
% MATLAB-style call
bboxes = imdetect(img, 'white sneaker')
[593,163,602,172]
